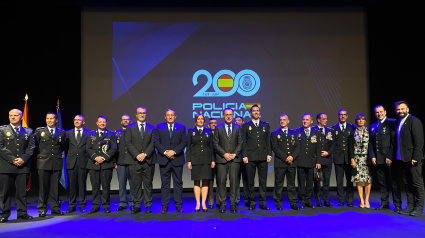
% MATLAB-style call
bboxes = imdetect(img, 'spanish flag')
[23,94,31,191]
[217,74,234,92]
[244,103,261,110]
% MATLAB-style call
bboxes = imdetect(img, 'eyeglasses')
[338,114,347,117]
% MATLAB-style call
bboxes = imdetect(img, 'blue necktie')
[16,127,20,135]
[140,124,144,139]
[169,125,173,139]
[50,129,54,136]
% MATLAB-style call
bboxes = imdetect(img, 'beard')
[397,112,407,118]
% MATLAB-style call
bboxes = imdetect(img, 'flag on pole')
[56,100,68,189]
[23,94,31,191]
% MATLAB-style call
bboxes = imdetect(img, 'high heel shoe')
[360,202,365,208]
[195,209,201,212]
[365,203,370,209]
[202,209,208,212]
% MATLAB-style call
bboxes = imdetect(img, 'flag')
[23,94,31,191]
[56,100,68,189]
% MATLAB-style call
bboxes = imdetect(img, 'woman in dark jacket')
[349,114,372,208]
[187,114,215,212]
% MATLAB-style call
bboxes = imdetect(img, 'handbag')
[314,167,323,181]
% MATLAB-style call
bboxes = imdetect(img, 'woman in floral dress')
[349,114,372,208]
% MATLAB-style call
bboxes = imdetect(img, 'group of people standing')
[0,101,424,223]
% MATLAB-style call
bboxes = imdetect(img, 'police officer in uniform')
[295,114,321,209]
[86,115,117,214]
[369,105,402,212]
[34,112,66,216]
[271,114,300,211]
[313,113,335,207]
[330,109,356,207]
[0,109,35,223]
[114,115,134,212]
[242,105,272,210]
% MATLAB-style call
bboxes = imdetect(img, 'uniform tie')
[50,129,54,136]
[198,129,202,134]
[342,125,345,132]
[16,127,20,135]
[320,127,324,135]
[305,128,310,138]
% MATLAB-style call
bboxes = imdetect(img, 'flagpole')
[23,94,31,191]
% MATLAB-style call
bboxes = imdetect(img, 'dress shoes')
[80,208,87,213]
[400,206,414,215]
[160,206,168,214]
[219,207,226,213]
[230,206,237,213]
[51,211,65,215]
[176,206,184,213]
[316,203,323,208]
[130,206,135,211]
[66,208,77,213]
[131,208,141,214]
[116,206,126,211]
[146,207,152,214]
[17,214,34,220]
[104,209,111,213]
[88,209,100,214]
[290,205,300,210]
[259,205,270,210]
[39,211,47,217]
[394,206,402,213]
[324,202,332,208]
[338,202,344,206]
[276,206,283,211]
[208,205,214,209]
[0,217,8,223]
[346,203,354,207]
[305,204,316,209]
[375,205,390,210]
[299,204,305,209]
[248,206,255,211]
[410,208,423,216]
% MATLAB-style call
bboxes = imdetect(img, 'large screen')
[82,8,368,189]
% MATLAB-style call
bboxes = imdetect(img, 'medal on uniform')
[277,135,281,139]
[249,126,252,131]
[336,131,338,135]
[311,135,317,143]
[206,132,209,137]
[326,132,332,140]
[192,132,195,136]
[59,136,61,142]
[102,144,109,154]
[6,132,11,136]
[25,133,28,140]
[263,127,265,132]
[41,132,45,137]
[291,135,294,140]
[383,127,386,134]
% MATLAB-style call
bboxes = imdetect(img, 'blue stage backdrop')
[81,8,368,189]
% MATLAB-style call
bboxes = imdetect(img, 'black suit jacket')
[271,128,299,168]
[294,127,322,168]
[86,129,117,170]
[34,127,66,170]
[154,122,187,166]
[186,127,214,165]
[242,121,272,162]
[389,115,424,162]
[213,122,243,164]
[65,127,91,170]
[330,123,356,164]
[314,125,336,166]
[0,125,35,174]
[368,118,397,164]
[125,122,156,166]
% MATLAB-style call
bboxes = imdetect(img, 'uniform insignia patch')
[6,132,11,136]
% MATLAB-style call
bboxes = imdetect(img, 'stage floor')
[1,191,424,238]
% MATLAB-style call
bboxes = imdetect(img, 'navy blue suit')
[153,122,187,208]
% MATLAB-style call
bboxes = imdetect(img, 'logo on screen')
[193,69,260,97]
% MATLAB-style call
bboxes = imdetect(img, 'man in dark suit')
[369,105,402,212]
[213,108,243,213]
[86,115,117,214]
[153,109,187,214]
[330,109,356,207]
[114,115,134,212]
[125,107,156,214]
[207,118,219,209]
[242,105,272,210]
[34,112,66,217]
[0,109,35,223]
[271,114,300,211]
[313,113,335,207]
[235,116,249,207]
[389,101,424,216]
[65,115,91,213]
[296,114,322,209]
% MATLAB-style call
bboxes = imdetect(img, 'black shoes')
[400,206,414,215]
[130,206,135,211]
[66,208,77,213]
[259,205,270,210]
[0,217,8,223]
[146,207,152,214]
[161,206,168,214]
[17,214,34,220]
[230,206,237,213]
[305,204,316,209]
[202,209,208,212]
[276,206,283,211]
[324,202,332,208]
[410,208,423,216]
[316,203,323,208]
[80,208,87,213]
[176,206,184,213]
[208,205,214,209]
[394,206,402,213]
[195,209,201,212]
[51,211,65,215]
[338,202,344,206]
[88,209,100,214]
[248,206,255,210]
[375,205,390,210]
[116,206,126,211]
[39,211,47,217]
[219,207,226,213]
[131,208,142,214]
[346,203,354,207]
[299,204,305,209]
[104,209,111,213]
[290,205,300,210]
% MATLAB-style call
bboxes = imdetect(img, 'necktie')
[100,131,104,138]
[140,124,144,139]
[227,125,232,140]
[76,129,81,144]
[255,122,258,127]
[305,129,310,138]
[50,129,54,136]
[342,125,345,132]
[16,127,20,135]
[283,129,287,136]
[320,127,324,135]
[169,125,173,139]
[198,129,202,135]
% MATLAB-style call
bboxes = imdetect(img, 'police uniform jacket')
[86,129,117,170]
[34,127,66,170]
[330,123,356,164]
[314,125,336,166]
[271,128,299,168]
[368,118,397,164]
[115,128,135,165]
[242,121,272,162]
[0,125,35,174]
[186,127,214,165]
[295,127,322,168]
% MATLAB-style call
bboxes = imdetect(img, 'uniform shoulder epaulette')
[36,127,45,130]
[328,127,335,131]
[262,121,269,124]
[58,128,65,132]
[0,125,7,128]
